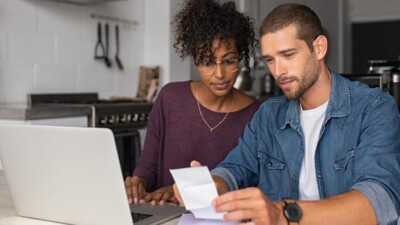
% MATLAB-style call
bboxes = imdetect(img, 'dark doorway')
[352,20,400,73]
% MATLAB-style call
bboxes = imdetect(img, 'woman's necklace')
[195,84,236,132]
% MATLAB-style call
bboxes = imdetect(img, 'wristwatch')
[283,199,302,225]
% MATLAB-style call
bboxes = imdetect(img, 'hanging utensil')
[104,23,112,68]
[94,22,106,60]
[115,25,124,70]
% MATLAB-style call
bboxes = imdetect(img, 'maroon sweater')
[133,81,260,192]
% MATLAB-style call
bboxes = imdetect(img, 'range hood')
[44,0,126,4]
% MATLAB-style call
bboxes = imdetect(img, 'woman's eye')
[200,61,214,67]
[222,58,239,65]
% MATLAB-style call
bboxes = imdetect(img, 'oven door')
[112,128,142,179]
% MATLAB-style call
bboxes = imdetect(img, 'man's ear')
[313,35,328,60]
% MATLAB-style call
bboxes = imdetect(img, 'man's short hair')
[260,3,324,51]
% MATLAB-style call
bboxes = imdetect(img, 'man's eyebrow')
[262,54,272,59]
[262,48,297,58]
[277,48,297,54]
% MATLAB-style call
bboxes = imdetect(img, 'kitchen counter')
[0,103,91,120]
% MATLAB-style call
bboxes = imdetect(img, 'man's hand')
[125,176,147,204]
[212,187,286,225]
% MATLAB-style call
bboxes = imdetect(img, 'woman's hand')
[141,185,178,205]
[125,176,147,204]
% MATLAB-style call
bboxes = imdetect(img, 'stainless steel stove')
[29,93,153,178]
[29,93,153,128]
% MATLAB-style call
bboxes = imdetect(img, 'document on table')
[177,213,237,225]
[170,166,225,220]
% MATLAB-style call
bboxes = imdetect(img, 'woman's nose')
[213,63,224,79]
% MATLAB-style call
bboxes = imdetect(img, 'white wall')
[348,0,400,22]
[143,0,169,85]
[143,0,190,87]
[0,0,145,103]
[169,0,191,84]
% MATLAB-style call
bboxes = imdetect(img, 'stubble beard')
[280,60,320,100]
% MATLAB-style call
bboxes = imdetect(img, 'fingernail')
[128,198,132,204]
[134,197,138,203]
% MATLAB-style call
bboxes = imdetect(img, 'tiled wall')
[0,0,145,103]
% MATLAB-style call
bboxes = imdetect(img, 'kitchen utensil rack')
[90,13,138,29]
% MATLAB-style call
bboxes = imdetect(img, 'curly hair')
[173,0,257,71]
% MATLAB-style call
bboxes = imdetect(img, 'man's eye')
[265,58,273,64]
[284,52,295,58]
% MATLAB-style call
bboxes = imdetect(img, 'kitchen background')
[0,0,399,171]
[0,0,399,103]
[0,0,191,103]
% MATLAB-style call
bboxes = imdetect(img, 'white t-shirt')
[299,101,328,200]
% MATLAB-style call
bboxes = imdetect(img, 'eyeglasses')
[197,57,240,76]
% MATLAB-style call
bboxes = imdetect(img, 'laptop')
[0,124,186,225]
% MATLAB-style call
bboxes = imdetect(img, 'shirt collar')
[281,69,351,130]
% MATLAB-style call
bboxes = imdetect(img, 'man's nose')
[274,59,286,76]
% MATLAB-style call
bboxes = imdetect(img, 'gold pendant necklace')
[195,84,236,132]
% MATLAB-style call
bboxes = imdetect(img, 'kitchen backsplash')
[0,0,145,103]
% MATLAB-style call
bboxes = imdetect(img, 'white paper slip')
[170,166,225,220]
[178,213,237,225]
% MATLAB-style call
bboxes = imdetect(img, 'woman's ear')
[313,35,328,60]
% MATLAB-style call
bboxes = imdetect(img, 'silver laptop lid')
[0,124,133,225]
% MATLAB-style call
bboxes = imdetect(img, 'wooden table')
[0,170,179,225]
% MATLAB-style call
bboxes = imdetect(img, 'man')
[174,3,400,225]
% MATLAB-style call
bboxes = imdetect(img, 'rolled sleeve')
[211,167,239,192]
[352,181,398,225]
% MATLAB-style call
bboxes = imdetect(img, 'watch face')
[284,203,302,222]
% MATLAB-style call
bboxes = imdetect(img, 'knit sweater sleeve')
[132,85,166,191]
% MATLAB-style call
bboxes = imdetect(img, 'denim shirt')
[211,70,400,225]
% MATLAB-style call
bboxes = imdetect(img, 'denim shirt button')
[292,175,298,180]
[317,174,322,178]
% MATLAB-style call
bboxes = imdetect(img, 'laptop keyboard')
[131,212,153,222]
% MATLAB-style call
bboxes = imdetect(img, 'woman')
[125,0,260,205]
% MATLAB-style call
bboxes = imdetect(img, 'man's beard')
[277,61,320,100]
